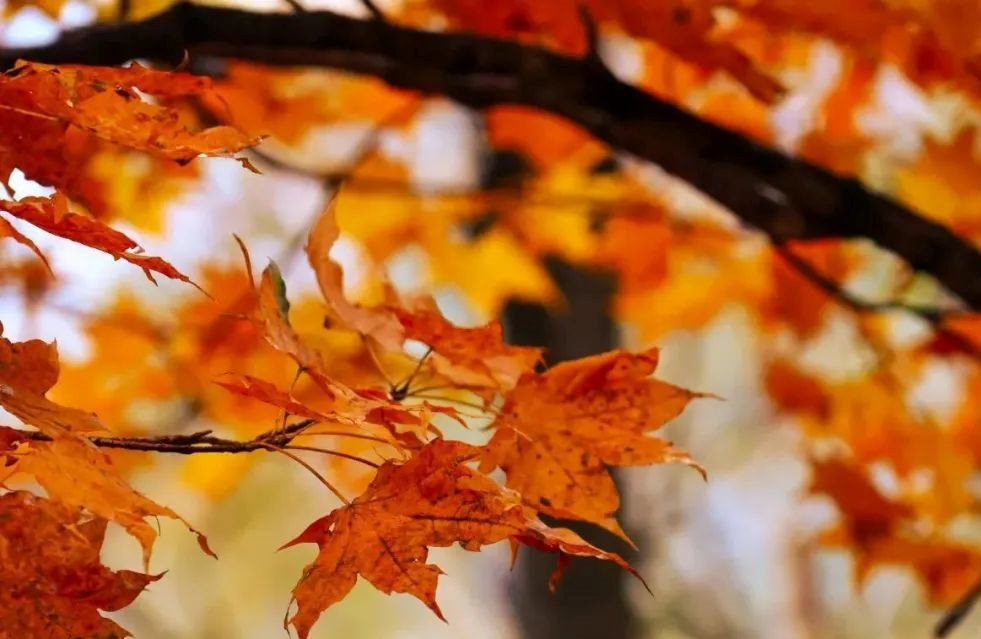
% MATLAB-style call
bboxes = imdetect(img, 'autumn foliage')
[1,0,981,638]
[0,68,702,633]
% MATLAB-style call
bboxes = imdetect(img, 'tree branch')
[774,243,947,320]
[3,4,981,308]
[774,243,981,359]
[17,420,321,454]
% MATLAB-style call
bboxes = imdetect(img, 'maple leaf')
[256,261,337,391]
[216,372,422,452]
[254,261,385,408]
[283,439,640,639]
[0,490,159,639]
[214,374,351,425]
[810,456,913,548]
[481,347,704,541]
[860,537,981,607]
[0,215,49,270]
[202,61,418,143]
[0,194,195,286]
[766,240,856,337]
[485,107,604,168]
[764,359,831,419]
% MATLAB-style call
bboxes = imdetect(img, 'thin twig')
[774,243,949,319]
[255,441,350,504]
[401,383,455,396]
[359,334,398,386]
[391,346,432,400]
[576,4,603,64]
[936,577,981,637]
[358,0,384,20]
[282,443,380,468]
[20,419,321,454]
[410,393,499,415]
[774,243,981,360]
[295,429,394,446]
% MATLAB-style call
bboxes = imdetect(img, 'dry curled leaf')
[215,374,351,425]
[256,261,334,392]
[252,262,451,448]
[307,204,541,391]
[306,202,405,351]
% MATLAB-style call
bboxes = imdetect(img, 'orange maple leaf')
[215,374,352,424]
[252,263,457,447]
[809,456,981,605]
[283,439,641,639]
[481,347,704,541]
[0,194,195,286]
[256,261,339,392]
[764,359,831,419]
[0,215,49,270]
[810,456,913,548]
[0,490,159,639]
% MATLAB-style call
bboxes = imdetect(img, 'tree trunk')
[503,258,641,639]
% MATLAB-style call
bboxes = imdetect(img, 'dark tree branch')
[3,4,981,308]
[774,243,981,360]
[774,243,948,320]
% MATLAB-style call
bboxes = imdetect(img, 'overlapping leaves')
[283,439,642,639]
[201,203,703,636]
[0,491,160,639]
[0,61,258,285]
[0,180,706,637]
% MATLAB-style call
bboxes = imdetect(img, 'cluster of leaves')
[0,58,707,638]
